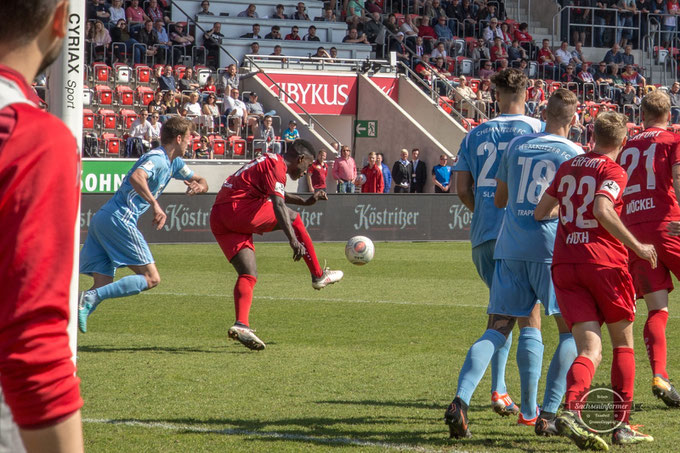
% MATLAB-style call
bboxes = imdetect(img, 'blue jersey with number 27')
[494,133,583,262]
[454,114,543,247]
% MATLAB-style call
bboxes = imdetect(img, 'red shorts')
[210,197,279,261]
[552,263,636,330]
[627,221,680,298]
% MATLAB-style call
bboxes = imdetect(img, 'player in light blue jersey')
[491,89,582,435]
[446,69,543,439]
[78,117,209,333]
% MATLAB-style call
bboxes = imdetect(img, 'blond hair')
[545,88,579,126]
[593,112,628,149]
[641,90,671,123]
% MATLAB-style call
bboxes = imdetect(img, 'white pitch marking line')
[82,418,462,453]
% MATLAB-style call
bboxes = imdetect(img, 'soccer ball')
[354,174,367,186]
[345,236,374,265]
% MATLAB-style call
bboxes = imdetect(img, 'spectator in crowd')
[413,36,426,57]
[377,152,392,193]
[570,41,584,72]
[147,0,169,24]
[111,19,142,64]
[88,19,111,58]
[318,7,336,22]
[507,39,527,64]
[203,22,223,66]
[272,4,288,19]
[483,18,502,45]
[400,14,419,45]
[499,22,513,47]
[161,90,179,118]
[518,58,530,76]
[410,148,427,193]
[179,67,200,92]
[197,0,214,16]
[183,91,203,118]
[555,40,571,71]
[392,148,412,192]
[526,78,546,116]
[241,24,263,39]
[513,21,532,44]
[220,63,261,93]
[479,60,495,79]
[285,26,302,40]
[129,110,152,148]
[561,64,578,83]
[364,12,385,44]
[304,25,321,41]
[471,37,491,73]
[293,2,311,20]
[537,38,556,78]
[282,120,300,144]
[621,44,635,66]
[446,0,463,31]
[365,0,382,14]
[307,149,328,193]
[458,0,477,37]
[432,154,453,193]
[617,0,636,47]
[311,46,331,59]
[92,0,111,23]
[109,0,126,28]
[202,93,220,132]
[593,0,610,47]
[621,64,645,85]
[157,64,176,91]
[333,145,357,193]
[148,90,164,114]
[246,92,275,137]
[170,22,195,54]
[490,36,508,64]
[670,81,680,123]
[662,0,678,48]
[329,46,339,61]
[417,16,437,49]
[578,62,595,84]
[361,152,385,193]
[345,0,365,23]
[432,41,448,59]
[265,25,282,39]
[604,43,623,69]
[260,115,281,154]
[125,0,149,33]
[454,75,478,117]
[137,19,161,61]
[271,44,287,61]
[343,27,370,44]
[148,112,162,145]
[434,16,454,49]
[243,42,260,65]
[383,13,399,35]
[201,75,217,93]
[424,0,447,25]
[238,4,259,17]
[154,19,172,48]
[224,86,247,117]
[432,57,452,83]
[619,81,636,110]
[194,136,214,159]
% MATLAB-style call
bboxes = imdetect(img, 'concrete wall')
[396,75,467,157]
[354,75,450,193]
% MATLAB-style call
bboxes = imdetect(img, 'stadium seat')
[136,86,155,106]
[135,64,152,84]
[394,13,405,26]
[83,109,96,131]
[196,66,212,85]
[455,57,473,76]
[99,109,117,131]
[116,86,134,106]
[119,109,138,129]
[211,136,226,157]
[548,81,562,94]
[92,62,111,83]
[174,65,187,79]
[469,78,480,92]
[95,85,113,105]
[438,97,453,114]
[671,124,680,134]
[229,136,246,158]
[83,86,94,106]
[627,123,642,137]
[100,132,122,156]
[114,63,132,85]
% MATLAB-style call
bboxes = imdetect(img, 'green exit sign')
[355,120,378,138]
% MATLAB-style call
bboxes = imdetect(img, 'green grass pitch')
[78,242,680,452]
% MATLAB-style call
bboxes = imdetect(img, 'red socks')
[292,215,322,278]
[612,347,635,423]
[565,356,595,415]
[234,274,256,326]
[644,309,669,379]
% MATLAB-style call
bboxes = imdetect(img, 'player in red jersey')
[617,91,680,407]
[211,139,343,350]
[0,1,83,452]
[535,112,657,449]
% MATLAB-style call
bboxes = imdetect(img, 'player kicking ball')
[210,140,343,350]
[535,112,657,449]
[618,91,680,407]
[487,89,582,434]
[446,68,543,437]
[79,117,209,333]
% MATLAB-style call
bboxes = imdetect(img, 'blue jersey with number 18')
[454,114,543,247]
[494,133,582,263]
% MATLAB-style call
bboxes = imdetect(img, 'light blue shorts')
[487,259,560,317]
[471,239,496,289]
[80,210,154,277]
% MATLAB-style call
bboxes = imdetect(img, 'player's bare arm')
[534,192,559,220]
[129,168,166,230]
[184,175,208,196]
[456,171,475,212]
[271,194,306,260]
[494,179,509,208]
[593,195,657,268]
[285,191,327,206]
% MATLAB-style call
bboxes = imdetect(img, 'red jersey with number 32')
[618,127,680,226]
[547,152,629,267]
[214,153,287,204]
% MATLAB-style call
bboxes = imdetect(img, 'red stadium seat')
[92,63,111,82]
[116,86,134,106]
[83,109,96,130]
[174,65,187,79]
[100,132,122,156]
[136,86,155,106]
[229,136,246,158]
[469,78,480,92]
[671,124,680,134]
[135,64,152,84]
[119,109,138,129]
[211,136,225,157]
[99,109,117,131]
[394,13,405,26]
[95,85,113,105]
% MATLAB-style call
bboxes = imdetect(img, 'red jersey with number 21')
[214,153,287,205]
[547,152,629,267]
[618,127,680,226]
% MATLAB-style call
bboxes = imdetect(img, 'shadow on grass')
[94,415,574,451]
[78,345,238,354]
[316,399,442,410]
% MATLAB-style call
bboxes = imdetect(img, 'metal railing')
[551,6,642,50]
[171,1,345,148]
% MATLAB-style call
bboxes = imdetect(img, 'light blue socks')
[542,332,577,413]
[491,330,513,395]
[456,329,508,405]
[517,327,544,419]
[92,275,149,313]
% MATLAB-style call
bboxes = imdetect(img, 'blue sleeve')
[171,157,195,181]
[138,154,166,180]
[454,136,471,172]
